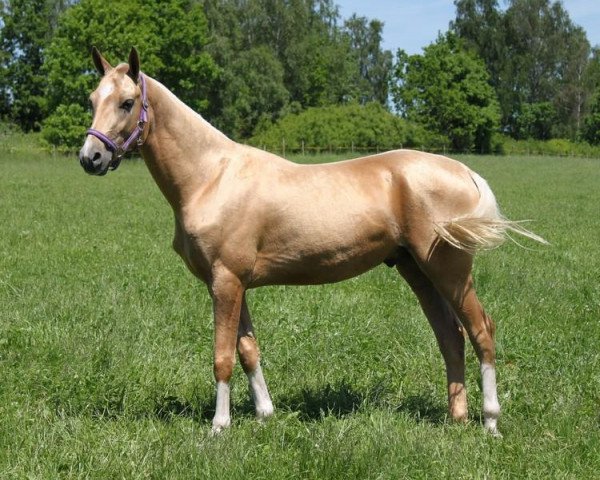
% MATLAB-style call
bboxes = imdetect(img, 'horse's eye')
[120,99,134,112]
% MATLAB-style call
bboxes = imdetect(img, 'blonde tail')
[435,172,548,254]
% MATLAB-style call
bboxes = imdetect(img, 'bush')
[514,102,557,140]
[500,135,600,157]
[249,102,448,153]
[41,104,90,152]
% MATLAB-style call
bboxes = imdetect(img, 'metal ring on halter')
[86,72,149,170]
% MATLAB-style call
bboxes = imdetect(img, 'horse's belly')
[249,224,397,287]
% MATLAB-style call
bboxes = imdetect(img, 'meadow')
[0,144,599,478]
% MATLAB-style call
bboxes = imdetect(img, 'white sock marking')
[212,381,231,432]
[247,364,274,419]
[481,362,501,436]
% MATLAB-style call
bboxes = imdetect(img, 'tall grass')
[1,148,599,478]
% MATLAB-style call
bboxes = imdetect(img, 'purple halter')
[86,72,149,170]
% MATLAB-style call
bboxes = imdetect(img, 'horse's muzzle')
[79,150,109,176]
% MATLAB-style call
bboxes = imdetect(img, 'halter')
[86,72,149,170]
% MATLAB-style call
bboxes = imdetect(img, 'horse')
[78,47,546,436]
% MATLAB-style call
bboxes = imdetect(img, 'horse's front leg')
[210,269,245,433]
[237,294,274,420]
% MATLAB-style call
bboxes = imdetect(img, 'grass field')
[1,146,599,478]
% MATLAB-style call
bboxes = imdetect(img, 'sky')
[337,0,600,55]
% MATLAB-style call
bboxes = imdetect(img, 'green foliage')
[343,15,393,105]
[499,135,600,157]
[582,90,600,144]
[203,0,394,138]
[209,46,289,139]
[249,102,447,152]
[3,0,600,150]
[0,0,63,131]
[43,0,218,130]
[40,103,91,151]
[514,102,557,140]
[391,34,500,153]
[453,0,592,140]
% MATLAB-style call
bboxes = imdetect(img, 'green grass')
[1,148,599,478]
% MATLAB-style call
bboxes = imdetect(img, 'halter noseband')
[86,72,149,170]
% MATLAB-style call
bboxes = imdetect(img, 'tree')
[514,102,557,140]
[43,0,218,122]
[582,94,600,144]
[343,15,393,105]
[391,33,500,152]
[504,0,590,137]
[452,0,592,139]
[214,46,289,139]
[581,52,600,144]
[0,0,70,130]
[202,0,392,137]
[41,0,218,148]
[0,36,9,118]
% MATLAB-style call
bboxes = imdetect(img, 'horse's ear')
[128,47,140,82]
[91,46,112,76]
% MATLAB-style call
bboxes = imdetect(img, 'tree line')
[1,0,599,153]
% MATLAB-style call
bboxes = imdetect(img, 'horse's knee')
[214,354,235,383]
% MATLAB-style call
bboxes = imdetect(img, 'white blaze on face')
[86,80,117,144]
[82,80,116,159]
[97,81,115,101]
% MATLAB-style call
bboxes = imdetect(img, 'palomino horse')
[79,48,546,436]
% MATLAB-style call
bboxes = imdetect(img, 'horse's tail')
[434,171,548,254]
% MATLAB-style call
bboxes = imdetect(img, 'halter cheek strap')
[86,72,149,169]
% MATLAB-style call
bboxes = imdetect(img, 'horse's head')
[79,47,148,176]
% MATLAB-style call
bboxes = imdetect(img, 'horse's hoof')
[256,403,274,421]
[485,419,503,438]
[211,415,230,436]
[210,425,227,437]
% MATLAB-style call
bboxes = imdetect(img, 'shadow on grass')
[277,381,364,421]
[275,381,448,425]
[59,381,447,426]
[54,392,217,423]
[152,395,214,422]
[395,394,448,424]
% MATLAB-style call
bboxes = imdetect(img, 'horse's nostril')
[92,151,102,162]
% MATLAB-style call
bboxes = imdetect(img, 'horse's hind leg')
[414,243,502,436]
[396,249,468,422]
[237,294,274,420]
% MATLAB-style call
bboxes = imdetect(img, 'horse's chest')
[172,218,217,283]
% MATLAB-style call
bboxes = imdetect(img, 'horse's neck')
[140,76,235,210]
